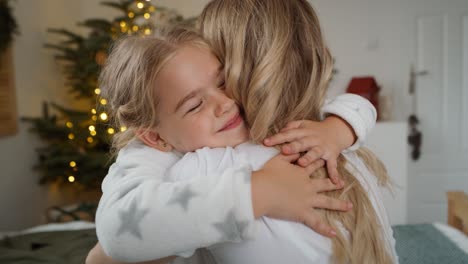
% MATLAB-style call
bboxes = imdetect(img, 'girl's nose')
[215,92,235,117]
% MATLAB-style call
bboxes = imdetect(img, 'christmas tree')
[0,0,19,54]
[24,0,189,189]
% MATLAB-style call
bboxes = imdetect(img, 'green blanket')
[1,224,467,264]
[0,229,97,264]
[393,224,468,264]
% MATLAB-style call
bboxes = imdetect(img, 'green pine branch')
[24,0,189,189]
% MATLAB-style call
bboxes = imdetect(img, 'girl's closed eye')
[218,80,226,90]
[187,101,203,113]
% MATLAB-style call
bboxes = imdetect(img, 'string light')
[107,128,115,135]
[144,28,152,35]
[100,98,108,105]
[100,113,108,121]
[128,12,135,18]
[68,176,75,183]
[120,126,127,132]
[137,2,145,9]
[68,133,75,140]
[88,125,96,132]
[92,115,98,121]
[87,137,94,143]
[91,109,97,114]
[94,88,101,95]
[90,130,97,136]
[144,13,151,19]
[120,21,127,28]
[69,161,76,168]
[132,25,139,31]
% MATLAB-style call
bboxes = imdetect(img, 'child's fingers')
[310,194,352,212]
[282,138,319,155]
[304,159,325,175]
[277,153,301,163]
[302,211,337,238]
[282,120,305,131]
[309,178,343,193]
[326,158,341,184]
[263,129,307,146]
[297,147,323,166]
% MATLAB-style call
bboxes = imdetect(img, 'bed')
[0,192,467,264]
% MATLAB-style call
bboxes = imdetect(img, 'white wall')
[312,0,414,121]
[0,0,86,231]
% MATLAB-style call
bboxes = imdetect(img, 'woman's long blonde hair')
[199,0,393,263]
[99,29,209,155]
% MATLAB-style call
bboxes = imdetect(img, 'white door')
[409,0,468,223]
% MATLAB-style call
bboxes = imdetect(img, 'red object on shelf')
[346,76,380,119]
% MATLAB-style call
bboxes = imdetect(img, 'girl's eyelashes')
[187,101,203,113]
[218,80,226,89]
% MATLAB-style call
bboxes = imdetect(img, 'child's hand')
[263,116,356,184]
[251,153,352,238]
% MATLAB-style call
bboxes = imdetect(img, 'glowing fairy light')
[100,113,108,121]
[69,161,76,167]
[68,176,75,182]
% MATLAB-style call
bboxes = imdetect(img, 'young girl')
[89,2,393,264]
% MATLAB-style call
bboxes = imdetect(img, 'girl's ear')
[136,129,173,152]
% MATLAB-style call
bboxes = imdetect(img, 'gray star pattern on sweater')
[234,166,251,184]
[116,199,148,240]
[237,220,250,237]
[244,172,250,183]
[213,210,247,241]
[167,185,198,211]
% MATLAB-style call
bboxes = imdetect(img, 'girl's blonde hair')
[99,28,209,154]
[199,0,393,263]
